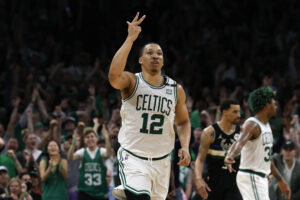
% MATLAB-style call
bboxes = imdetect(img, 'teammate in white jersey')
[225,87,291,200]
[108,12,191,200]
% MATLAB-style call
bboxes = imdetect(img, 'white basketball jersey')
[118,72,177,158]
[239,117,273,175]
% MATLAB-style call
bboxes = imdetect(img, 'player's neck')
[218,119,235,134]
[141,71,163,86]
[255,112,269,124]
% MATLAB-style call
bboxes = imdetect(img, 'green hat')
[34,122,44,130]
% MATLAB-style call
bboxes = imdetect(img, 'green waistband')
[239,169,267,178]
[123,148,170,161]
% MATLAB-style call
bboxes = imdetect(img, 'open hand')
[126,12,146,42]
[195,178,211,199]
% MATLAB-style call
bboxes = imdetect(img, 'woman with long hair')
[39,140,68,200]
[2,178,32,200]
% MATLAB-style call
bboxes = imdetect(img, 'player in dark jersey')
[195,99,242,200]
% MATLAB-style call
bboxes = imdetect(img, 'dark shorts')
[206,175,242,200]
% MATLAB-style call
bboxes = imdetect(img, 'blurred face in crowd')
[0,171,10,187]
[85,132,98,148]
[7,138,18,151]
[111,108,121,123]
[108,123,119,139]
[34,126,43,136]
[282,148,296,162]
[139,43,164,74]
[47,141,60,156]
[25,133,37,149]
[20,174,31,183]
[64,121,76,132]
[63,138,72,152]
[223,104,241,125]
[9,179,22,196]
[30,176,39,189]
[106,170,112,186]
[193,128,202,143]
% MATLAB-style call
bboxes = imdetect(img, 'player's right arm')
[195,126,215,199]
[225,121,260,172]
[108,12,146,91]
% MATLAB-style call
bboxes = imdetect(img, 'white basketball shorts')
[237,170,270,200]
[117,147,171,200]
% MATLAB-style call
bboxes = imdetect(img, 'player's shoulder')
[203,125,215,134]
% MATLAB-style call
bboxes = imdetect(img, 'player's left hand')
[177,148,191,166]
[277,179,291,200]
[224,156,236,173]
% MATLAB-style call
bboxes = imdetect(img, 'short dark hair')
[139,42,161,57]
[220,99,239,113]
[248,87,276,114]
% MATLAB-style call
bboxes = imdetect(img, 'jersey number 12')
[140,113,164,134]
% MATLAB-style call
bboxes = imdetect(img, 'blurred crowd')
[0,0,300,199]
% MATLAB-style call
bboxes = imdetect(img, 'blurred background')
[0,0,299,200]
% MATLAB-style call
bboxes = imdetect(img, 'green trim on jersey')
[250,174,260,200]
[118,149,151,197]
[123,75,140,102]
[78,148,108,197]
[139,73,168,89]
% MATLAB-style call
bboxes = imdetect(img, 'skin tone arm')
[7,150,24,174]
[26,109,34,134]
[108,12,146,92]
[194,126,214,199]
[67,122,85,161]
[39,159,53,182]
[224,121,260,172]
[101,124,112,158]
[37,120,58,149]
[7,97,20,136]
[175,85,191,167]
[59,159,68,179]
[271,161,291,200]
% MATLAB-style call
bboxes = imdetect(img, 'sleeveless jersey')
[118,72,177,158]
[239,117,273,175]
[206,123,240,177]
[78,148,108,197]
[42,159,68,200]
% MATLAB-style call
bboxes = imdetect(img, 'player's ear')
[139,57,143,65]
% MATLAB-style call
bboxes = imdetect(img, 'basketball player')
[225,87,291,200]
[195,99,242,200]
[108,12,191,200]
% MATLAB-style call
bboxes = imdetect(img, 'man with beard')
[195,99,242,200]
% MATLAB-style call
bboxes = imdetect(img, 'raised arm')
[195,126,214,199]
[175,84,191,167]
[224,121,260,172]
[108,12,146,91]
[101,124,112,158]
